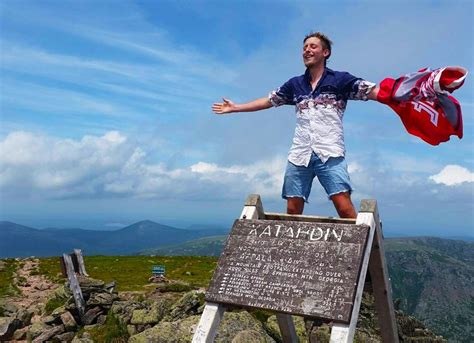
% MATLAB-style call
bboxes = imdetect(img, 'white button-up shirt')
[269,68,375,166]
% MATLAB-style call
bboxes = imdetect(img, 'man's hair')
[303,32,332,65]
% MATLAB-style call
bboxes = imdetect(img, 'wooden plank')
[276,313,298,343]
[360,200,399,343]
[63,254,86,318]
[73,249,89,276]
[329,211,376,342]
[192,302,225,343]
[264,212,356,225]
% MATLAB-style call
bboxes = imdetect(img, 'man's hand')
[212,98,237,114]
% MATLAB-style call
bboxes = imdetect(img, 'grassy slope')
[36,255,218,292]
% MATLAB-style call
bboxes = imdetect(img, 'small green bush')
[159,282,193,293]
[44,296,66,314]
[88,312,129,343]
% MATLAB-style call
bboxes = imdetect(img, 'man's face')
[303,37,329,68]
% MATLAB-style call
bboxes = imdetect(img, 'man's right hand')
[212,98,237,114]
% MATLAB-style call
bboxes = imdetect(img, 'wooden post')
[329,210,376,342]
[73,249,89,276]
[360,200,399,343]
[62,254,86,319]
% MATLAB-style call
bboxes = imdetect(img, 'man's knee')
[287,197,304,214]
[331,192,356,218]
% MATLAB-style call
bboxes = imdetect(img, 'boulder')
[214,311,275,343]
[86,292,118,308]
[77,276,105,296]
[71,331,95,343]
[163,291,205,321]
[0,316,22,341]
[128,315,200,343]
[12,326,28,340]
[232,329,270,343]
[130,299,170,325]
[56,331,76,342]
[32,323,65,343]
[82,306,104,325]
[27,322,48,340]
[61,311,78,331]
[110,301,147,325]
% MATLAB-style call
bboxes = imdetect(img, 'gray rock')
[86,291,118,307]
[0,316,22,341]
[16,308,34,326]
[56,331,76,342]
[131,299,170,325]
[232,329,269,343]
[82,306,103,325]
[61,311,78,331]
[128,315,200,343]
[32,323,65,343]
[164,291,205,321]
[110,300,147,325]
[12,326,29,340]
[27,322,48,339]
[96,314,107,325]
[71,331,95,343]
[77,276,105,295]
[214,311,275,343]
[0,302,18,317]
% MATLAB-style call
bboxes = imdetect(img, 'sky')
[0,0,473,237]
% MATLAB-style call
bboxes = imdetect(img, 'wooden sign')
[206,219,369,323]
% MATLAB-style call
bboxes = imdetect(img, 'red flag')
[377,67,467,145]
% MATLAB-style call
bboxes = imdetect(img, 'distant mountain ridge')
[0,220,227,258]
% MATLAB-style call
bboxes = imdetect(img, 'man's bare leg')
[330,192,357,218]
[287,197,305,214]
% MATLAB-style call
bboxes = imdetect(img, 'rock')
[163,291,205,321]
[130,299,170,325]
[51,305,67,317]
[34,282,51,291]
[214,311,275,343]
[0,302,18,317]
[56,331,76,342]
[86,291,118,307]
[127,324,138,336]
[44,314,62,325]
[128,315,200,343]
[12,326,29,340]
[32,323,65,343]
[71,331,95,343]
[82,306,103,325]
[0,261,5,271]
[16,308,34,325]
[232,329,269,343]
[61,311,78,331]
[27,322,47,339]
[77,276,105,295]
[96,314,107,325]
[148,275,170,284]
[0,316,22,341]
[104,281,116,293]
[110,300,147,325]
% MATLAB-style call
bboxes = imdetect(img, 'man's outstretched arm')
[212,97,272,114]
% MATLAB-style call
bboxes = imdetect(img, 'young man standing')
[212,32,379,218]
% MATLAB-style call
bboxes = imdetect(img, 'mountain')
[0,220,226,258]
[140,235,228,256]
[385,237,474,342]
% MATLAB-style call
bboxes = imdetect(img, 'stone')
[61,311,78,331]
[110,300,147,325]
[82,306,103,325]
[12,326,28,340]
[214,311,275,343]
[128,315,200,343]
[16,308,34,326]
[32,324,65,343]
[27,322,47,339]
[130,299,169,325]
[232,329,269,343]
[56,331,76,342]
[86,291,118,307]
[0,316,22,341]
[96,314,107,325]
[77,276,105,295]
[51,305,67,317]
[71,331,95,343]
[163,291,205,321]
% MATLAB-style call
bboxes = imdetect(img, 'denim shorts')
[282,153,353,201]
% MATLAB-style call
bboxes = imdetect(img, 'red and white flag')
[377,66,468,145]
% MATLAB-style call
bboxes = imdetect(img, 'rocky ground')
[0,258,448,342]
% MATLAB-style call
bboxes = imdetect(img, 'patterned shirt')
[269,68,375,166]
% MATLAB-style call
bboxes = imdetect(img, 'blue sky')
[0,0,473,237]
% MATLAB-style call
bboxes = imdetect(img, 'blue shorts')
[282,153,353,202]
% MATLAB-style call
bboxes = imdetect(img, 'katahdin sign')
[193,195,399,343]
[205,219,370,322]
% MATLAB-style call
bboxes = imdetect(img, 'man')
[212,32,379,218]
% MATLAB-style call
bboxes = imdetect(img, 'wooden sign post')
[192,194,398,343]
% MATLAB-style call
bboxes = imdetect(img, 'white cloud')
[0,131,285,201]
[429,165,474,186]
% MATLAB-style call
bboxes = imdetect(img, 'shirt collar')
[304,67,334,84]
